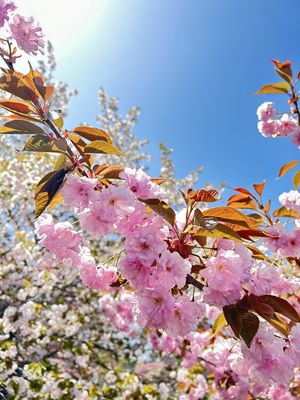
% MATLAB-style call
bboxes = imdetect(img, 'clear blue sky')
[23,0,300,205]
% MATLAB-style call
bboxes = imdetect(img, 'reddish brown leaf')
[0,99,36,115]
[73,125,112,143]
[253,180,266,197]
[259,295,300,322]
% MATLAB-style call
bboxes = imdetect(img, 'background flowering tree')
[0,2,300,399]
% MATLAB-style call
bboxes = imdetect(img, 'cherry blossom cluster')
[257,102,300,148]
[35,168,206,338]
[0,0,44,58]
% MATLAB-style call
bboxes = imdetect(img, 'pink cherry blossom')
[120,167,163,199]
[165,295,204,337]
[0,0,16,27]
[291,126,300,148]
[100,185,136,218]
[277,114,297,136]
[149,250,191,290]
[241,324,295,384]
[256,102,276,122]
[120,254,152,289]
[257,120,279,137]
[79,261,116,291]
[135,288,175,329]
[10,14,44,55]
[79,200,115,237]
[279,190,300,214]
[125,220,167,262]
[35,213,82,266]
[61,174,99,212]
[201,243,252,307]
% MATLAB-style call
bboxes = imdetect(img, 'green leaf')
[278,160,299,178]
[35,168,70,217]
[23,134,68,153]
[293,169,300,189]
[211,312,227,336]
[84,140,124,155]
[140,198,176,226]
[256,82,290,94]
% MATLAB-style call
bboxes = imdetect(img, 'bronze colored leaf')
[191,223,242,242]
[256,82,290,94]
[73,125,112,143]
[253,180,266,197]
[139,198,176,226]
[0,120,45,135]
[189,188,221,202]
[273,206,299,219]
[98,165,124,179]
[84,140,124,156]
[0,99,36,115]
[223,305,243,337]
[150,178,168,185]
[34,168,70,217]
[272,60,293,83]
[278,160,299,178]
[293,170,300,190]
[246,244,267,260]
[264,313,289,337]
[0,68,39,102]
[259,295,300,322]
[23,134,68,154]
[240,312,259,348]
[203,207,260,229]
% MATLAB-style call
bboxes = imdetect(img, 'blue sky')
[20,0,300,206]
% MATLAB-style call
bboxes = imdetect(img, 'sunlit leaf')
[49,192,64,209]
[211,312,227,336]
[73,125,112,143]
[256,82,290,94]
[272,59,293,83]
[273,206,299,219]
[84,140,124,156]
[188,188,220,202]
[264,313,289,337]
[23,135,68,154]
[0,99,36,115]
[293,169,300,189]
[34,168,70,217]
[54,154,70,171]
[253,180,266,197]
[202,207,260,229]
[246,244,267,260]
[97,165,124,179]
[49,110,63,130]
[259,295,300,322]
[139,198,176,226]
[191,223,242,242]
[0,120,45,135]
[278,160,299,178]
